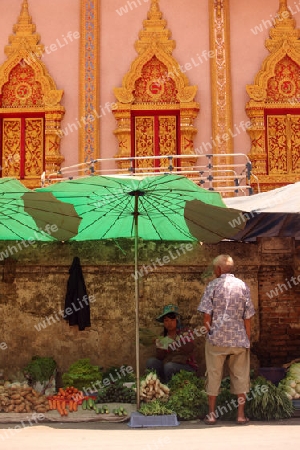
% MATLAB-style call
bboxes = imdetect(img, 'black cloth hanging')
[64,256,91,331]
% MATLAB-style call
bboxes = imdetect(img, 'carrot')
[61,400,66,410]
[48,399,53,410]
[69,400,74,412]
[57,404,63,416]
[73,402,78,412]
[59,388,65,396]
[52,400,56,410]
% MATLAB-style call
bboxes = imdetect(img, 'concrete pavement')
[0,417,300,450]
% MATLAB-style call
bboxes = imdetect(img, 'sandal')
[236,417,250,425]
[203,417,217,425]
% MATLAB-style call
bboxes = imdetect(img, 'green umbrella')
[38,173,246,406]
[22,191,82,242]
[0,178,54,241]
[0,178,82,242]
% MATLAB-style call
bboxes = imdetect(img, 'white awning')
[224,182,300,213]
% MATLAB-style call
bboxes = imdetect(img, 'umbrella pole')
[133,193,141,409]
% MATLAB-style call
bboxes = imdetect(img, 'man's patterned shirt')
[198,274,255,348]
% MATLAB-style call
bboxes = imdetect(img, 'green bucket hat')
[156,304,180,323]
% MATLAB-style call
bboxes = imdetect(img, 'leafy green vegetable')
[168,370,206,392]
[101,366,135,385]
[166,383,208,420]
[96,384,136,404]
[139,400,174,416]
[215,389,237,421]
[62,358,101,391]
[23,356,57,383]
[245,377,294,420]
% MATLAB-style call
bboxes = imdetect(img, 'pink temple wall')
[0,0,296,172]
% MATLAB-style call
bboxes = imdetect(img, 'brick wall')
[0,237,299,380]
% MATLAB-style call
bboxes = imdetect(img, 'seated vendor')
[146,304,197,383]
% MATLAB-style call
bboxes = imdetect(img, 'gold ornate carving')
[2,119,21,178]
[79,0,99,164]
[209,0,234,194]
[0,0,64,188]
[246,0,300,191]
[24,118,44,177]
[112,0,199,173]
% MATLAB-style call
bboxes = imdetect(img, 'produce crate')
[258,367,286,386]
[292,400,300,410]
[128,412,179,428]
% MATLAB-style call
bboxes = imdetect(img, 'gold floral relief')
[267,116,287,173]
[158,115,177,170]
[2,118,21,177]
[1,63,43,108]
[135,117,154,169]
[134,57,178,104]
[24,118,43,176]
[290,116,300,172]
[266,56,300,102]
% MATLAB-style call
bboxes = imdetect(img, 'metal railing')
[43,153,259,196]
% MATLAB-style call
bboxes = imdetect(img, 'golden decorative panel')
[246,0,300,191]
[24,118,44,177]
[2,119,21,178]
[135,117,154,157]
[134,57,179,104]
[133,114,178,172]
[209,0,233,193]
[266,114,300,174]
[2,63,43,108]
[1,117,44,179]
[79,0,99,163]
[112,0,199,173]
[159,116,177,156]
[266,56,300,102]
[0,0,64,188]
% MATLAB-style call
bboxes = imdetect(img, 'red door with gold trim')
[131,110,180,172]
[0,113,45,180]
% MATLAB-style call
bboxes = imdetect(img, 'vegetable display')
[96,384,136,404]
[62,358,101,391]
[47,386,84,416]
[278,363,300,400]
[0,386,50,414]
[23,356,56,383]
[140,372,170,402]
[138,399,174,416]
[246,376,294,420]
[138,370,207,420]
[166,371,208,420]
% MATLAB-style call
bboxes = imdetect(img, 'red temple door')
[132,111,180,172]
[0,114,44,180]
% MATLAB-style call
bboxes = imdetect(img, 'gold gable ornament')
[246,0,300,192]
[0,0,65,188]
[112,0,200,174]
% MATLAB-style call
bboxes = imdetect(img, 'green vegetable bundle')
[62,358,101,391]
[246,376,294,420]
[168,370,205,392]
[164,370,208,420]
[96,384,136,404]
[166,382,208,420]
[23,356,57,383]
[278,363,300,400]
[139,399,174,416]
